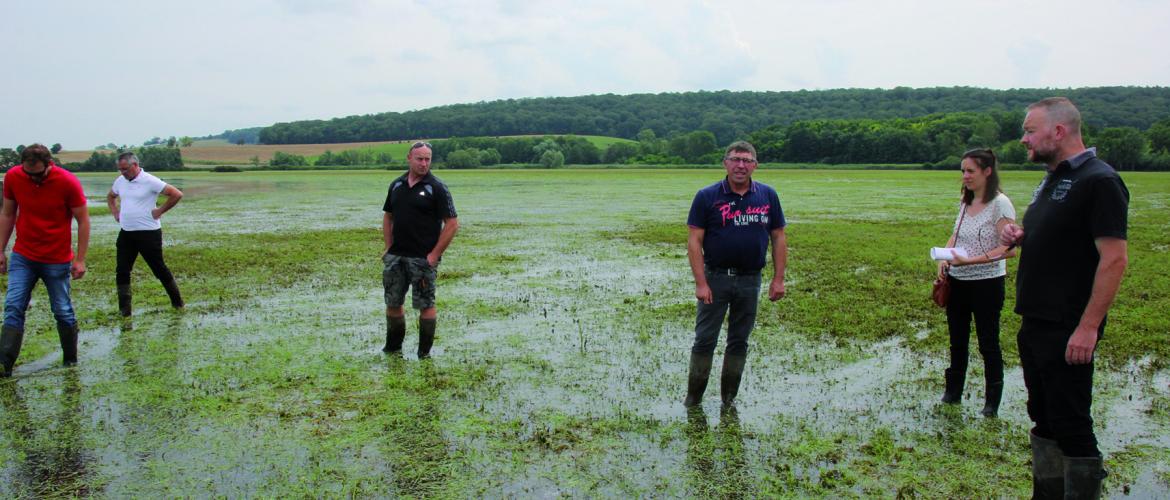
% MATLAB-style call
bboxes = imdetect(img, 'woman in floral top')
[937,148,1018,417]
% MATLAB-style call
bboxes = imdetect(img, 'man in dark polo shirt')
[1001,97,1128,499]
[0,144,91,377]
[381,141,458,359]
[684,141,787,409]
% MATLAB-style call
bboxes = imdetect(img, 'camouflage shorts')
[382,253,438,309]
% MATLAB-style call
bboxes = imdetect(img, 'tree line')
[64,147,186,172]
[749,114,1170,170]
[257,87,1170,148]
[264,113,1170,171]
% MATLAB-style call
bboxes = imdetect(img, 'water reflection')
[0,370,91,496]
[685,405,750,498]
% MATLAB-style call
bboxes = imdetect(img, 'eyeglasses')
[724,157,757,165]
[410,141,432,151]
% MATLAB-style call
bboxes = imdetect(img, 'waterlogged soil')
[1,169,1167,497]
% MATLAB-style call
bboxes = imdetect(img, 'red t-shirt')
[3,164,87,263]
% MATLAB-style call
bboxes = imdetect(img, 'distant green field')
[189,139,233,147]
[303,135,637,163]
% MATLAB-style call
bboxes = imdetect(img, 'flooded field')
[2,169,1167,497]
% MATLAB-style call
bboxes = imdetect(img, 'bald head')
[1027,97,1082,138]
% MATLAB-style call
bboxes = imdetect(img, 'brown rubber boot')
[57,322,79,367]
[117,283,133,317]
[383,315,406,354]
[1031,431,1065,499]
[1064,455,1107,500]
[720,353,747,408]
[162,279,184,309]
[418,318,436,359]
[683,352,713,407]
[0,326,25,377]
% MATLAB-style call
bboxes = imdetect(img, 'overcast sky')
[3,0,1168,149]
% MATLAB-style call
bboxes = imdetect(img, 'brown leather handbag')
[931,277,950,308]
[932,205,967,308]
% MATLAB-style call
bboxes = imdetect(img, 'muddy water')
[1,170,1166,497]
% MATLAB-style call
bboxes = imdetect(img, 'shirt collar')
[399,171,434,186]
[21,162,56,183]
[1058,147,1097,171]
[720,177,757,194]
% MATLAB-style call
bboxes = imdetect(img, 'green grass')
[0,169,1166,497]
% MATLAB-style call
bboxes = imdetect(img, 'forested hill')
[258,87,1170,145]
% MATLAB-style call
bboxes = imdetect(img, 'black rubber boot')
[57,322,79,367]
[1030,431,1065,499]
[1064,455,1106,500]
[117,283,133,317]
[720,353,747,408]
[162,279,184,309]
[417,318,436,359]
[683,352,713,407]
[941,367,964,404]
[981,381,1003,418]
[0,326,24,377]
[383,315,406,354]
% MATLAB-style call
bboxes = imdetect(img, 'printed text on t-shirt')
[718,202,770,227]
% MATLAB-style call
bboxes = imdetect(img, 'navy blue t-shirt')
[687,178,786,271]
[1015,149,1128,327]
[383,172,457,259]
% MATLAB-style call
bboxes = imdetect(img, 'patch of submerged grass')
[602,221,685,246]
[85,319,491,496]
[749,415,1029,497]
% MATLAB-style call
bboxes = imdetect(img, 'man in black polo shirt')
[381,141,458,359]
[684,141,787,409]
[1001,97,1128,499]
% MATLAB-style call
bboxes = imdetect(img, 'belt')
[706,266,760,276]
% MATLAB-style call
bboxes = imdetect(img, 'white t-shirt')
[111,170,168,231]
[948,192,1016,280]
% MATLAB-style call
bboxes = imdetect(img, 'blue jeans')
[4,252,77,331]
[692,269,761,356]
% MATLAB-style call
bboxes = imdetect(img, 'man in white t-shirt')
[105,152,185,316]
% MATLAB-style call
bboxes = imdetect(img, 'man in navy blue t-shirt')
[684,141,787,409]
[1001,98,1128,498]
[381,141,459,359]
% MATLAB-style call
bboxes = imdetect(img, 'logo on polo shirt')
[1051,179,1074,202]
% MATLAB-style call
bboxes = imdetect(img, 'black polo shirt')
[687,178,786,271]
[383,172,457,259]
[1015,149,1129,327]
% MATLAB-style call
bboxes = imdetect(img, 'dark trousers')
[116,229,175,286]
[1018,317,1100,457]
[944,275,1005,384]
[692,270,760,356]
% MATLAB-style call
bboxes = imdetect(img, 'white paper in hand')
[930,247,968,261]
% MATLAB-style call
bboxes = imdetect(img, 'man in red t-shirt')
[0,143,90,377]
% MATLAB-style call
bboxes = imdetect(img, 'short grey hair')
[117,152,140,165]
[1027,97,1082,136]
[724,140,756,159]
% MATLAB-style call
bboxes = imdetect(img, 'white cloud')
[1,0,1166,148]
